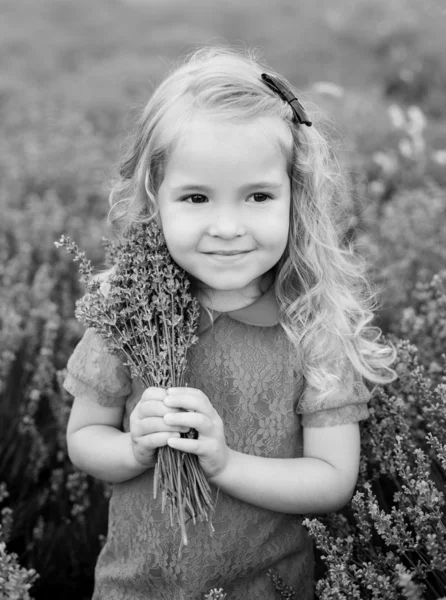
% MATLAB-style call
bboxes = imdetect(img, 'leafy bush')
[0,190,111,600]
[390,272,446,383]
[305,272,446,600]
[363,185,446,333]
[0,483,38,600]
[378,39,446,120]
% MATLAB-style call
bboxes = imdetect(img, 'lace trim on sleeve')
[300,401,370,427]
[297,364,372,427]
[63,328,132,407]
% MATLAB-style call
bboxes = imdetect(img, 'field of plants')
[0,0,445,598]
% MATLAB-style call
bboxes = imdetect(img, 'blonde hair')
[108,45,396,397]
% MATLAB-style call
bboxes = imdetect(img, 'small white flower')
[432,149,446,165]
[399,67,415,83]
[407,105,426,132]
[388,104,406,129]
[368,180,386,198]
[373,151,399,176]
[311,81,344,98]
[399,138,413,159]
[29,389,41,402]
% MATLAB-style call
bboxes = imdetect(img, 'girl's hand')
[163,387,230,479]
[129,387,189,467]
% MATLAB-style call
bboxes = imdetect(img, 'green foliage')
[378,35,446,120]
[305,269,446,598]
[390,272,446,383]
[305,340,446,600]
[0,190,111,599]
[0,484,38,600]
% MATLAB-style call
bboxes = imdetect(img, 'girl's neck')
[195,272,274,313]
[199,289,259,313]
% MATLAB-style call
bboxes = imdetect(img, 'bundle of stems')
[55,220,213,545]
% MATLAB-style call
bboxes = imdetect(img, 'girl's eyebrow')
[171,182,284,193]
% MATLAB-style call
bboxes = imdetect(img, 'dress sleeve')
[63,327,132,407]
[297,359,371,428]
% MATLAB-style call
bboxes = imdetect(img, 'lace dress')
[63,289,370,600]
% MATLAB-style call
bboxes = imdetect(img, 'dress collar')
[197,286,280,334]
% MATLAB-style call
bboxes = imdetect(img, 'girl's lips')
[204,251,252,261]
[205,250,252,255]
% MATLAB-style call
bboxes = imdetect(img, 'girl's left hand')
[163,387,229,479]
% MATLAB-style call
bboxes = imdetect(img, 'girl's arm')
[164,388,361,514]
[208,423,360,514]
[67,388,188,484]
[67,397,148,483]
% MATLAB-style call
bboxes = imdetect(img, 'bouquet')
[56,220,213,545]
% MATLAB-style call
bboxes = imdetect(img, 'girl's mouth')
[205,251,252,262]
[205,250,252,256]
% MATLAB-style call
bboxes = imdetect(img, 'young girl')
[63,46,396,600]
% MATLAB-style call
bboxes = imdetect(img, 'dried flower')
[55,220,213,546]
[0,501,38,600]
[204,588,227,600]
[267,569,296,599]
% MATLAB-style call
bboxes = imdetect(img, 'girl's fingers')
[138,431,182,450]
[140,387,167,403]
[134,417,189,436]
[163,410,209,434]
[164,388,213,418]
[166,436,200,454]
[138,399,183,419]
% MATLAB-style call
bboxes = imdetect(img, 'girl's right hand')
[129,387,188,467]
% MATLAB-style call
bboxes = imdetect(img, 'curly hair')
[107,45,396,397]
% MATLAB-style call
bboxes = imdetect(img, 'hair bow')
[261,73,312,127]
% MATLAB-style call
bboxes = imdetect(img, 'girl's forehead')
[166,114,292,173]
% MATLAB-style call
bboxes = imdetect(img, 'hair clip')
[261,73,312,127]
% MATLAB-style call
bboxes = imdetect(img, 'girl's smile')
[204,250,252,261]
[157,114,292,311]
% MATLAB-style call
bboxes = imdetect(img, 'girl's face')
[157,114,291,309]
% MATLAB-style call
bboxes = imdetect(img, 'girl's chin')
[196,278,260,292]
[192,272,272,294]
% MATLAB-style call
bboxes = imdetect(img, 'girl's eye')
[181,193,271,203]
[251,193,271,203]
[183,194,208,204]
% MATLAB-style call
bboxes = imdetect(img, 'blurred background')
[0,1,445,599]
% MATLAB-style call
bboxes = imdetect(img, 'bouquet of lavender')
[55,220,213,545]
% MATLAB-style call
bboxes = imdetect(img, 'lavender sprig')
[55,221,213,545]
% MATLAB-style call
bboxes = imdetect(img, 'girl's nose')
[208,206,246,238]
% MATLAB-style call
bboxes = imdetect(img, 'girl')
[63,46,396,600]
